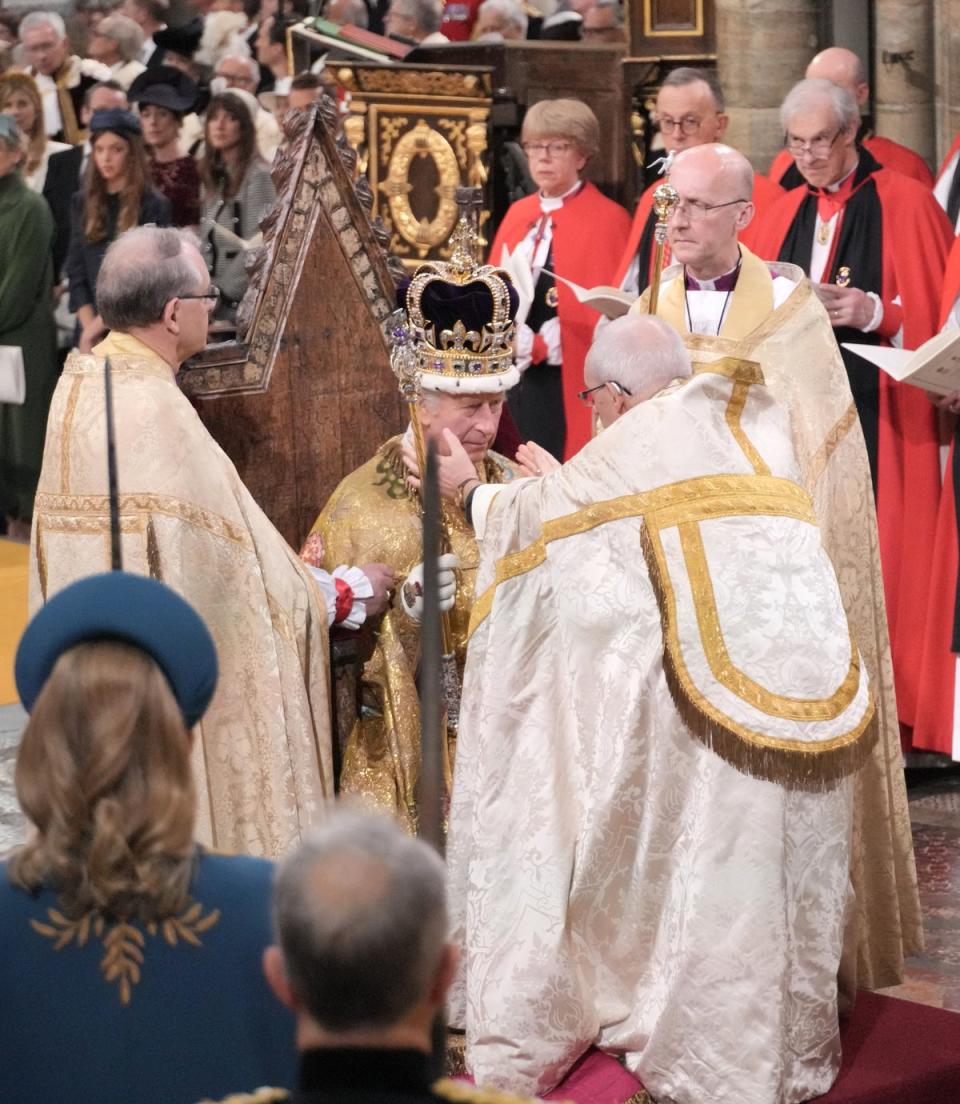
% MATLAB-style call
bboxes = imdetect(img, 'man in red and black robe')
[766,46,933,190]
[751,78,952,738]
[913,244,960,759]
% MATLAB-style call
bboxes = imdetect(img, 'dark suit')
[42,143,84,278]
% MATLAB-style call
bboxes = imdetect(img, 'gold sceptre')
[648,181,679,315]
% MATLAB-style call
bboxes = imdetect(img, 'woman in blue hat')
[66,106,171,352]
[0,572,299,1103]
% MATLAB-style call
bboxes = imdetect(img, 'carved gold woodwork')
[329,63,493,269]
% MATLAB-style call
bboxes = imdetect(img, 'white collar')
[539,179,583,214]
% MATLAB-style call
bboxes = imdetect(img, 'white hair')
[390,0,442,35]
[780,78,859,134]
[585,315,691,401]
[97,13,145,62]
[215,51,259,85]
[477,0,528,36]
[19,11,67,39]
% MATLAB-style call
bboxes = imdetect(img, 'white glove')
[400,553,459,623]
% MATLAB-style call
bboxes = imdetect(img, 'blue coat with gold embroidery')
[0,850,298,1103]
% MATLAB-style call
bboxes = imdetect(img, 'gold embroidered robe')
[29,333,334,857]
[311,435,514,832]
[449,364,869,1103]
[634,246,921,988]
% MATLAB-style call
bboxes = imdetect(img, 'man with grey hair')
[384,0,447,44]
[19,10,111,142]
[751,81,951,757]
[472,0,527,41]
[767,46,933,188]
[612,66,783,294]
[434,310,874,1101]
[208,809,525,1104]
[265,810,451,1055]
[85,12,147,89]
[29,226,394,858]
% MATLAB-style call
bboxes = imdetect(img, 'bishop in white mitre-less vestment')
[447,345,876,1104]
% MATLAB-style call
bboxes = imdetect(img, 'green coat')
[0,171,58,523]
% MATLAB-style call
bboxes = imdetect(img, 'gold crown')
[389,217,519,397]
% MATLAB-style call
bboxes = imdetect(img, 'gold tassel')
[639,522,877,791]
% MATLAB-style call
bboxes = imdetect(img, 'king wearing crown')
[304,222,519,831]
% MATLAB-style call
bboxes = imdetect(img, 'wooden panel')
[644,0,703,34]
[180,102,406,548]
[626,0,715,55]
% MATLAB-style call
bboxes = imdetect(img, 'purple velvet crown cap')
[395,273,519,333]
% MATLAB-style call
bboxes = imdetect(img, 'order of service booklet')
[842,327,960,396]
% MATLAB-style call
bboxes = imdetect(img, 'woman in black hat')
[129,64,201,227]
[66,106,171,352]
[0,572,298,1104]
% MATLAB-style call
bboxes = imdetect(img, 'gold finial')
[652,181,679,224]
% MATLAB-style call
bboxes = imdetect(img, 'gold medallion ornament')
[545,286,559,309]
[817,221,831,246]
[835,266,852,287]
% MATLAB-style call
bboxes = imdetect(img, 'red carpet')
[460,991,960,1103]
[818,990,960,1102]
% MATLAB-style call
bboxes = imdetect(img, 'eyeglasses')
[784,128,841,158]
[578,380,632,405]
[668,197,748,221]
[658,114,705,135]
[522,140,575,158]
[178,286,221,312]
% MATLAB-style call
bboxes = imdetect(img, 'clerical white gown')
[29,332,334,857]
[448,363,874,1104]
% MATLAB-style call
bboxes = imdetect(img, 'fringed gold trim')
[445,1032,467,1077]
[621,1092,655,1104]
[640,521,877,789]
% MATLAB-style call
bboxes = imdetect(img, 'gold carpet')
[0,539,29,705]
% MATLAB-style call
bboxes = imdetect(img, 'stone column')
[715,0,820,173]
[934,0,960,164]
[873,0,936,167]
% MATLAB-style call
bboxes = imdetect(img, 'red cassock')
[750,168,952,735]
[913,240,960,757]
[489,181,631,459]
[612,172,783,290]
[768,135,934,189]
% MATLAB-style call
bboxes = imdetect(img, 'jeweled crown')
[389,217,519,397]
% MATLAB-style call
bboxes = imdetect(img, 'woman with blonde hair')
[65,106,170,351]
[488,97,630,460]
[0,71,70,191]
[0,571,298,1104]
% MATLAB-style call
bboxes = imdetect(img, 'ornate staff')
[648,180,679,315]
[389,297,462,755]
[104,357,123,571]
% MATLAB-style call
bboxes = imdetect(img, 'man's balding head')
[806,46,868,109]
[584,315,691,427]
[664,143,754,281]
[267,809,452,1038]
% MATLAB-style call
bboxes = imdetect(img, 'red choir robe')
[750,149,952,734]
[912,240,960,758]
[489,181,631,459]
[612,172,783,291]
[769,134,934,190]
